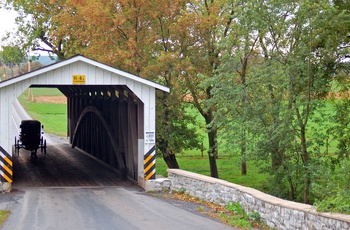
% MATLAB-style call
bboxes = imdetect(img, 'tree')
[276,0,349,204]
[212,0,350,203]
[209,0,261,176]
[19,60,42,74]
[4,0,203,169]
[0,45,25,77]
[168,0,236,178]
[3,0,68,59]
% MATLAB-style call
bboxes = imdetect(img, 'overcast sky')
[0,8,49,55]
[0,8,17,38]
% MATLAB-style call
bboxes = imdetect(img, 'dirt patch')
[33,96,67,104]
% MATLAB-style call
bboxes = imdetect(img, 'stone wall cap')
[167,168,350,223]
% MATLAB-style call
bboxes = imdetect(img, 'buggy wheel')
[14,136,19,156]
[40,138,43,153]
[43,139,47,155]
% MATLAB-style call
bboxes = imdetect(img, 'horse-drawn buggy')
[14,120,47,158]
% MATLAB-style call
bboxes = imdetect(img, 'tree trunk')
[271,143,283,171]
[241,161,247,175]
[208,153,218,178]
[300,124,310,204]
[163,153,180,169]
[207,127,219,178]
[241,128,247,175]
[304,175,310,204]
[158,138,180,169]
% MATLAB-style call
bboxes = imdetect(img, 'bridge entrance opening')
[0,56,169,190]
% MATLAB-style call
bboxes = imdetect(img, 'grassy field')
[17,88,268,190]
[156,154,268,189]
[18,88,67,136]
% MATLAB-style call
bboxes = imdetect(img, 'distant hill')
[36,55,58,66]
[28,55,57,66]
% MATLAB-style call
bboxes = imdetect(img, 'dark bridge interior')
[31,84,144,181]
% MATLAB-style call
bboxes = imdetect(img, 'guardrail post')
[0,146,12,192]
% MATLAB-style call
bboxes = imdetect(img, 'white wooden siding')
[0,55,169,181]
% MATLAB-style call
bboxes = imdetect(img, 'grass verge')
[149,191,271,230]
[0,210,10,226]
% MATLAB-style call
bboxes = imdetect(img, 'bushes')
[314,159,350,214]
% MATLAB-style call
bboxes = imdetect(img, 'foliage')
[0,45,25,65]
[0,210,10,226]
[2,0,66,59]
[18,61,42,74]
[210,0,350,204]
[178,187,186,194]
[156,91,203,168]
[225,202,261,228]
[313,159,350,214]
[172,0,239,178]
[0,45,26,77]
[167,192,267,229]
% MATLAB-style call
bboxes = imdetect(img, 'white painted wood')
[103,70,112,83]
[0,87,11,153]
[0,55,169,184]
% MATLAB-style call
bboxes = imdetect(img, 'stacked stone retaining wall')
[163,169,350,230]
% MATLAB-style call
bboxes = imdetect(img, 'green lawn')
[18,88,67,136]
[156,154,268,190]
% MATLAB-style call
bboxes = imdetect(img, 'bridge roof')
[0,55,170,93]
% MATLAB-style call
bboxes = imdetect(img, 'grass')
[157,192,271,229]
[18,88,67,136]
[0,210,10,226]
[156,154,268,190]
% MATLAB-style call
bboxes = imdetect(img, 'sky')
[0,8,17,39]
[0,8,50,55]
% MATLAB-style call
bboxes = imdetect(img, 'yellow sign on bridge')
[72,75,86,84]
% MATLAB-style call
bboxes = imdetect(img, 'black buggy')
[14,120,47,158]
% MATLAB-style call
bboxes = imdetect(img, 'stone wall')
[164,169,350,230]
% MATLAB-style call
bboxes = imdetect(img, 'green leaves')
[0,45,25,65]
[210,0,350,204]
[314,160,350,214]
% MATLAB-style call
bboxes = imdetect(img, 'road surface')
[1,186,236,230]
[3,100,236,230]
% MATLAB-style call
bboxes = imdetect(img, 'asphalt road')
[5,130,235,230]
[3,100,236,229]
[0,186,236,230]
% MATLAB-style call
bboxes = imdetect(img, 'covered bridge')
[0,55,169,189]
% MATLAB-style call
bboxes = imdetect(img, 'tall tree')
[0,45,25,77]
[170,0,235,178]
[3,0,66,59]
[212,0,350,203]
[209,0,261,176]
[4,0,203,168]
